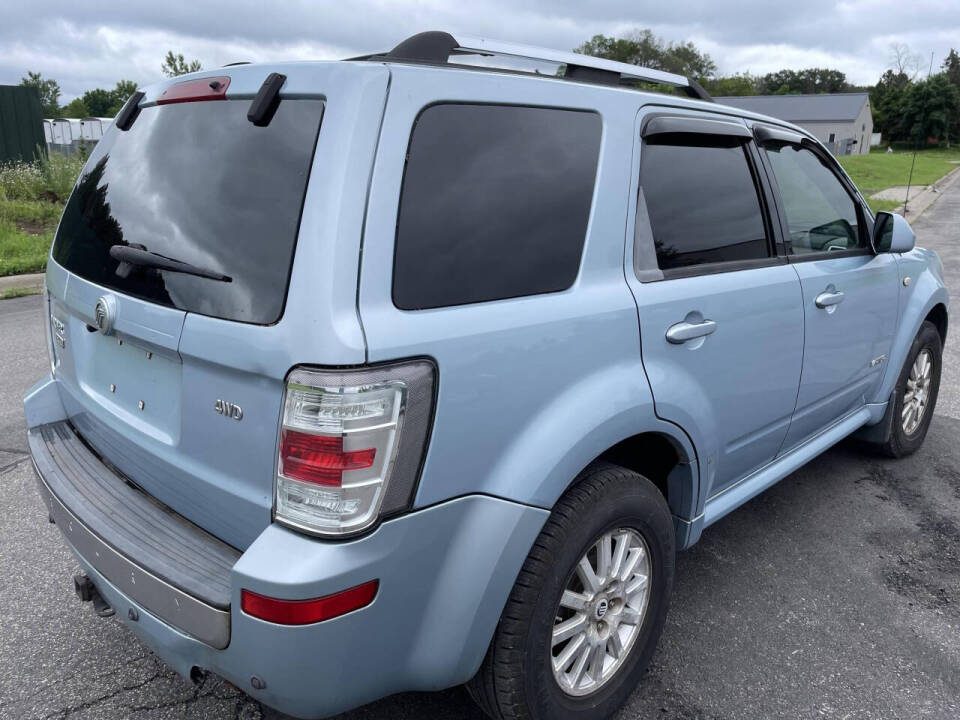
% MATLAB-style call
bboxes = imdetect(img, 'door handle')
[666,319,717,344]
[815,290,845,308]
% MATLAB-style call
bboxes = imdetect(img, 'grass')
[0,286,41,300]
[0,152,83,276]
[0,221,54,276]
[838,147,960,196]
[866,198,903,215]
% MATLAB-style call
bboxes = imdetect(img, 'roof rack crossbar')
[377,31,713,102]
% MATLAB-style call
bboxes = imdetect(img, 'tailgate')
[43,64,388,549]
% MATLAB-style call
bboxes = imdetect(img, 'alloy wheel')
[550,528,651,697]
[902,349,933,436]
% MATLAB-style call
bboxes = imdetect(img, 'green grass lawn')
[838,148,960,196]
[0,286,41,300]
[865,198,903,215]
[0,220,54,276]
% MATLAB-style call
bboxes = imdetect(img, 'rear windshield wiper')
[109,245,232,282]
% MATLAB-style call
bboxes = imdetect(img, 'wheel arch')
[926,302,948,345]
[476,360,702,549]
[871,263,948,407]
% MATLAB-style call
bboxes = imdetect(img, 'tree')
[61,98,89,118]
[705,73,759,96]
[900,74,960,143]
[161,51,202,77]
[757,68,850,95]
[111,80,138,108]
[890,42,923,79]
[19,71,60,116]
[942,49,960,143]
[943,49,960,88]
[81,88,115,117]
[575,29,716,81]
[870,69,912,136]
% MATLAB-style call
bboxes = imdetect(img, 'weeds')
[0,152,85,202]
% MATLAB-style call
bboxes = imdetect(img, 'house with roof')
[713,92,873,156]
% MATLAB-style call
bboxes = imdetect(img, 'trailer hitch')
[74,574,115,618]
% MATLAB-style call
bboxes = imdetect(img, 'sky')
[1,0,958,102]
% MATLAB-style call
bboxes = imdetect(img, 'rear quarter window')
[392,104,602,310]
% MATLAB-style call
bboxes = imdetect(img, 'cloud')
[1,0,957,100]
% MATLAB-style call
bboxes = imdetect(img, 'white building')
[713,93,873,156]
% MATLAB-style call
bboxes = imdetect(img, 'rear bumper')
[30,421,238,649]
[26,383,548,718]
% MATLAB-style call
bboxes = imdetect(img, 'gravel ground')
[0,180,957,719]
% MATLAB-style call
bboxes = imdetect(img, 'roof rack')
[361,31,712,102]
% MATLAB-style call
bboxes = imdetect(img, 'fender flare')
[871,261,948,408]
[478,359,700,522]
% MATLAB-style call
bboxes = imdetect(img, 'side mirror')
[874,211,915,253]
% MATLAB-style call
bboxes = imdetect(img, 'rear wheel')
[878,320,942,458]
[467,463,675,720]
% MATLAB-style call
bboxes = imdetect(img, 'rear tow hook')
[74,574,115,618]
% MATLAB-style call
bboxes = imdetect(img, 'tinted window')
[763,143,863,254]
[52,99,324,325]
[640,137,769,270]
[393,104,601,310]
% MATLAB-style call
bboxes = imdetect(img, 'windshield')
[52,98,324,324]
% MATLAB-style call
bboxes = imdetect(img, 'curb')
[896,164,960,221]
[0,272,44,294]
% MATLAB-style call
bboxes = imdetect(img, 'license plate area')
[69,319,182,445]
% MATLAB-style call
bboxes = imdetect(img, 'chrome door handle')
[815,290,845,308]
[666,319,717,344]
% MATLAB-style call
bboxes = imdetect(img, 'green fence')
[0,85,45,164]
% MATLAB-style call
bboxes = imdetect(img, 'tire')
[467,462,675,720]
[878,320,942,458]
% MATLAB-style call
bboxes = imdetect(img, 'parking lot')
[0,180,958,719]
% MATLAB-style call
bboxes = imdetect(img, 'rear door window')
[762,143,864,255]
[640,136,770,271]
[392,104,602,310]
[52,99,324,325]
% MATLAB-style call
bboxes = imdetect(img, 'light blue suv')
[24,31,948,720]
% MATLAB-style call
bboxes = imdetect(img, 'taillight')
[280,430,376,486]
[274,361,435,537]
[241,581,378,625]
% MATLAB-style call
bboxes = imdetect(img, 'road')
[0,182,957,719]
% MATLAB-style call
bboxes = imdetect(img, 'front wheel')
[878,320,942,458]
[467,463,675,720]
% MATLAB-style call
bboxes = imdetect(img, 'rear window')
[392,104,602,310]
[641,137,769,271]
[52,98,324,325]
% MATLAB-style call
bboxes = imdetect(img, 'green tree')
[109,79,139,114]
[575,29,716,80]
[705,73,759,96]
[943,49,960,143]
[870,69,912,136]
[900,74,960,143]
[943,49,960,88]
[161,51,202,77]
[757,68,850,94]
[81,88,115,116]
[19,71,60,116]
[60,98,89,118]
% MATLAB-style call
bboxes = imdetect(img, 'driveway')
[0,182,957,719]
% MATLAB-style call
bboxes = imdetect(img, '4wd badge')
[214,399,243,421]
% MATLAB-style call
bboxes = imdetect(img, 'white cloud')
[0,0,956,99]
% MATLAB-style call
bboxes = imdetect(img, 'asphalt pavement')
[0,181,958,719]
